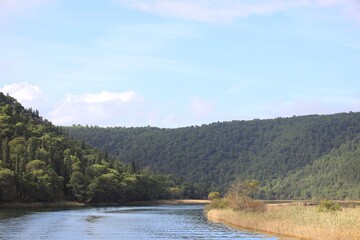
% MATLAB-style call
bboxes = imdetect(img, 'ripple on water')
[0,205,279,240]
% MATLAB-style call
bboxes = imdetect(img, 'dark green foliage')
[0,92,181,203]
[0,168,16,202]
[66,112,360,199]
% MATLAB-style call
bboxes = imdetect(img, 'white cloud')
[1,82,43,108]
[49,90,148,126]
[64,91,141,104]
[116,0,360,23]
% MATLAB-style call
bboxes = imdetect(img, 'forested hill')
[66,112,360,199]
[0,92,187,203]
[267,137,360,200]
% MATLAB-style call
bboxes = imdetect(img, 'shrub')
[205,198,228,211]
[244,200,266,212]
[318,200,342,212]
[225,179,266,212]
[208,191,220,200]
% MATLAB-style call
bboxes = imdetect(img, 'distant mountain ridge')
[66,112,360,199]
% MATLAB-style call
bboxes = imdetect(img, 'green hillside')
[66,112,360,198]
[0,92,185,203]
[266,137,360,200]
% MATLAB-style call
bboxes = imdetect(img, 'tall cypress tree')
[2,138,10,167]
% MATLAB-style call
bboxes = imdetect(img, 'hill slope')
[266,137,360,199]
[66,112,360,198]
[0,92,182,203]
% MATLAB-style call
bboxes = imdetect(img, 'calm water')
[0,205,278,240]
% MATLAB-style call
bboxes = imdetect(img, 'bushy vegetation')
[205,198,227,211]
[225,180,266,212]
[207,180,265,212]
[318,200,342,212]
[208,191,220,200]
[66,112,360,199]
[0,92,187,203]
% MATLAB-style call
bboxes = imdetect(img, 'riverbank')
[207,202,360,240]
[126,199,210,206]
[0,199,210,209]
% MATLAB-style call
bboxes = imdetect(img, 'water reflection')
[0,205,278,240]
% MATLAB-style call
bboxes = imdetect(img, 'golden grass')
[207,203,360,240]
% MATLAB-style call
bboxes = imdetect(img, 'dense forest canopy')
[0,92,194,203]
[268,137,360,200]
[2,91,360,201]
[67,112,360,200]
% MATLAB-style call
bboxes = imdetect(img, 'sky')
[1,0,360,128]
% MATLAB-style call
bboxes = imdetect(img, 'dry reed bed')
[207,203,360,240]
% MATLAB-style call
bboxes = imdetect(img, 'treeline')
[0,92,196,203]
[66,112,360,199]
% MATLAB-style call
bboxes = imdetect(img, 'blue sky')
[1,0,360,127]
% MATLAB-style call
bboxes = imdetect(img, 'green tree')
[9,137,27,173]
[0,168,16,202]
[68,171,88,202]
[87,172,125,203]
[27,137,38,161]
[1,138,10,167]
[24,160,64,202]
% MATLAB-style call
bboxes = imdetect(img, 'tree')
[23,160,64,202]
[9,137,27,173]
[0,168,16,202]
[225,180,265,212]
[68,171,88,202]
[27,137,38,161]
[1,138,10,167]
[87,172,125,203]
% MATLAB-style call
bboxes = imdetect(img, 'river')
[0,204,278,239]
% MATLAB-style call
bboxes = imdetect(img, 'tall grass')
[207,203,360,240]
